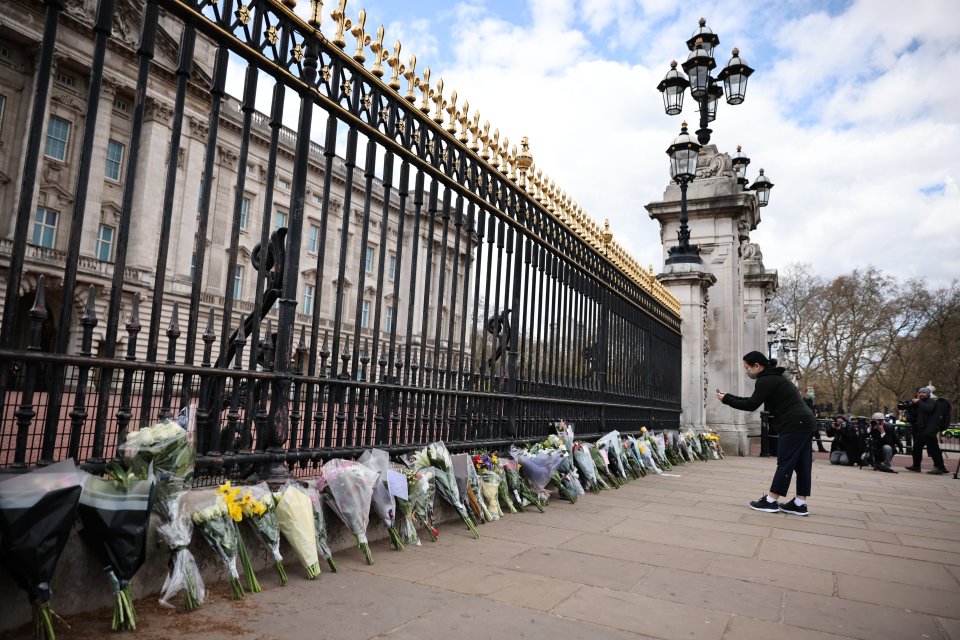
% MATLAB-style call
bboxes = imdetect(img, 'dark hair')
[742,351,771,367]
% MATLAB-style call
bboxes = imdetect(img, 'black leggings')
[770,431,813,497]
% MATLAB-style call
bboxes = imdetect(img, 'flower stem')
[305,562,321,580]
[325,556,339,573]
[275,561,288,585]
[388,526,405,551]
[237,532,261,593]
[359,541,374,565]
[230,577,245,599]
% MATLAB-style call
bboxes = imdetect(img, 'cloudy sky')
[283,0,960,287]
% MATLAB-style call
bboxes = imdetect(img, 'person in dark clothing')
[906,387,951,474]
[804,388,828,453]
[863,412,899,472]
[826,415,859,465]
[717,351,816,516]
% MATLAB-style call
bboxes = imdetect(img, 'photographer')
[826,415,860,466]
[863,412,899,472]
[905,387,950,475]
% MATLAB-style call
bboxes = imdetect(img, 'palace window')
[308,224,319,253]
[240,197,250,230]
[44,116,70,161]
[32,207,58,248]
[304,284,315,316]
[96,224,114,261]
[105,140,124,181]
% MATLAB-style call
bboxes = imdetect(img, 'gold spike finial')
[308,0,323,29]
[331,0,351,48]
[418,68,432,113]
[516,136,532,173]
[351,9,371,62]
[445,90,458,133]
[432,78,445,123]
[457,101,470,142]
[403,55,419,102]
[387,41,403,90]
[370,25,387,76]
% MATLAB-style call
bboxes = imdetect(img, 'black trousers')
[912,428,945,469]
[770,431,813,497]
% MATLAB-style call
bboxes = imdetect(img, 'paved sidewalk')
[34,456,960,640]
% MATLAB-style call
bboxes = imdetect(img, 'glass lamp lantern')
[666,123,701,182]
[750,168,774,207]
[657,61,690,116]
[717,47,754,105]
[681,38,716,100]
[731,145,750,188]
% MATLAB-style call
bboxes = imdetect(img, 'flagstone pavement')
[39,456,960,640]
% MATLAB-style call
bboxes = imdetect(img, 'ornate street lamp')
[657,18,754,145]
[732,145,750,189]
[665,122,702,264]
[750,168,774,207]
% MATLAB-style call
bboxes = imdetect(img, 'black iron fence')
[0,0,682,481]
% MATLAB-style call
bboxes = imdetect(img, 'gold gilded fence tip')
[403,55,418,101]
[331,0,350,48]
[517,136,533,172]
[351,9,371,62]
[307,0,323,28]
[418,67,432,113]
[370,26,387,76]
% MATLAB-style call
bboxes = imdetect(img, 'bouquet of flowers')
[598,432,634,480]
[242,482,286,585]
[192,496,244,599]
[511,446,564,505]
[391,465,423,546]
[703,432,723,459]
[528,438,579,503]
[275,482,321,578]
[321,459,379,563]
[358,449,404,550]
[629,436,661,474]
[641,428,671,470]
[543,435,586,499]
[466,458,494,523]
[77,466,156,630]
[622,437,647,477]
[216,482,261,593]
[494,462,518,514]
[501,459,543,511]
[304,485,338,572]
[471,453,502,521]
[411,442,479,538]
[120,407,204,610]
[589,442,621,487]
[571,441,607,492]
[0,459,86,639]
[412,467,440,541]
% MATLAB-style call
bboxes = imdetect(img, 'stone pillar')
[743,248,778,438]
[647,145,777,455]
[657,263,716,430]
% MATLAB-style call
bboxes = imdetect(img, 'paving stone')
[379,595,657,640]
[471,518,585,548]
[897,533,960,554]
[836,573,960,618]
[723,615,854,640]
[557,585,730,640]
[670,514,773,538]
[605,519,763,557]
[770,528,871,551]
[783,590,943,640]
[757,538,960,592]
[868,540,960,566]
[938,616,960,640]
[416,561,579,610]
[631,566,783,620]
[741,513,896,541]
[560,532,716,573]
[706,556,835,596]
[495,546,652,591]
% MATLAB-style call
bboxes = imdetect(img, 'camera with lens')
[896,399,912,410]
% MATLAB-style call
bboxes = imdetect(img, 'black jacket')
[722,367,816,433]
[917,397,952,436]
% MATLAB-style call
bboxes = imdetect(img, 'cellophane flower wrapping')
[77,469,156,630]
[495,466,518,513]
[479,472,503,520]
[243,482,286,585]
[411,442,478,538]
[412,467,440,541]
[529,438,579,503]
[628,436,658,475]
[320,459,378,563]
[0,459,86,640]
[511,446,563,503]
[387,464,421,546]
[216,482,260,594]
[466,461,493,523]
[275,482,321,578]
[191,496,244,599]
[571,442,605,492]
[358,449,404,550]
[303,485,338,572]
[597,432,631,480]
[502,459,543,512]
[589,443,620,487]
[121,407,203,610]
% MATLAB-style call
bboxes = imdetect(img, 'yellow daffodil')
[217,481,233,496]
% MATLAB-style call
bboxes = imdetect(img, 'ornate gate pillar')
[646,145,777,455]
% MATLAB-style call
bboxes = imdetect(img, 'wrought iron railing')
[0,0,682,481]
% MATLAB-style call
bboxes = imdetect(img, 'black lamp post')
[657,18,754,145]
[750,168,774,207]
[665,122,702,265]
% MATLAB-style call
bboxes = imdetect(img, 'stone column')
[657,263,716,431]
[743,248,778,438]
[647,145,777,455]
